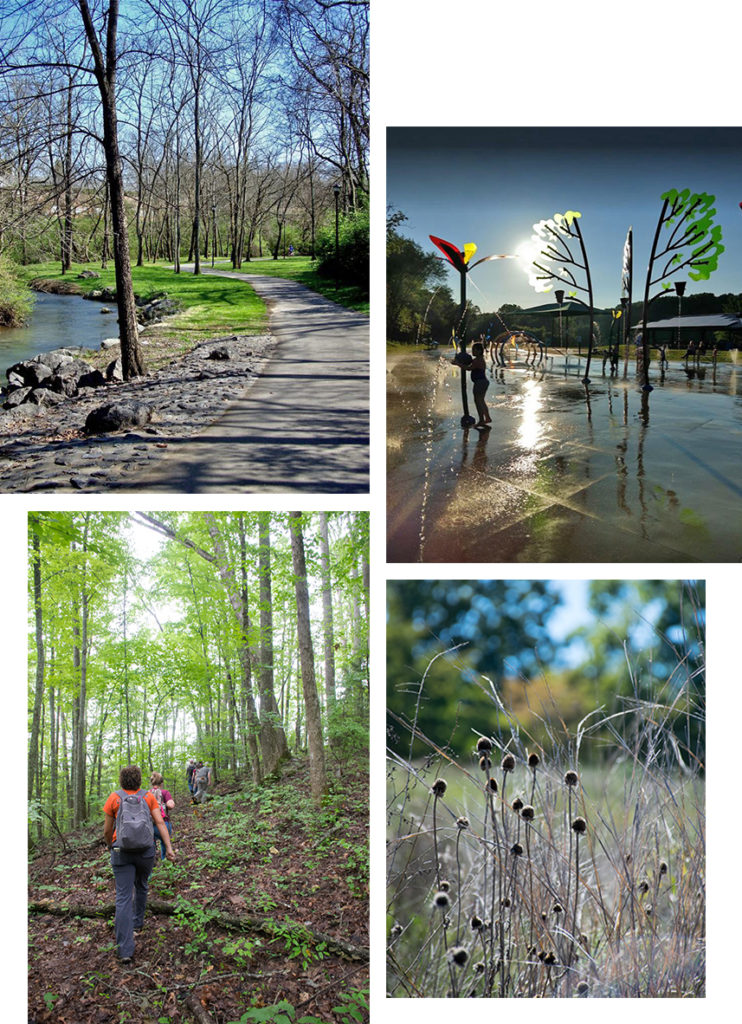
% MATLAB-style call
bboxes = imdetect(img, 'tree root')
[29,899,368,962]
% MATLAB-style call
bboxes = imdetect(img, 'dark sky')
[387,127,742,310]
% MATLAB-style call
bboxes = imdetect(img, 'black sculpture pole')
[640,198,670,392]
[573,220,594,385]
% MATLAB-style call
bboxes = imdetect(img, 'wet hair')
[472,342,484,357]
[150,772,164,787]
[120,765,142,791]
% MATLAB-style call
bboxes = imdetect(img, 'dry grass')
[387,651,705,998]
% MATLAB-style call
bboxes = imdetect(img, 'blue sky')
[387,127,742,312]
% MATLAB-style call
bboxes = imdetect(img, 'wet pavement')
[387,348,742,562]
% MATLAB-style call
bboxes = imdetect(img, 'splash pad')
[387,347,742,563]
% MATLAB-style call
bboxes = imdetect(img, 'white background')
[6,0,739,1015]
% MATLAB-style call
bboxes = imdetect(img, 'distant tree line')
[0,0,369,272]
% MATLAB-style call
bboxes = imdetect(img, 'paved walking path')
[129,271,368,492]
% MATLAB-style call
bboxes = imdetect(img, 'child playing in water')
[468,340,491,427]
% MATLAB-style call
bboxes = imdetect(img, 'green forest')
[387,579,705,762]
[28,510,369,1024]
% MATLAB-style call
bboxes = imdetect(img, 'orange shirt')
[103,789,158,841]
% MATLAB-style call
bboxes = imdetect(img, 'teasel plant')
[387,626,705,998]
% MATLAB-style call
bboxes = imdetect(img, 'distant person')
[186,759,197,798]
[103,765,176,964]
[193,762,213,804]
[288,244,294,257]
[682,339,697,362]
[148,772,175,861]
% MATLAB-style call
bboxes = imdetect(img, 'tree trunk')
[28,516,45,805]
[78,0,146,380]
[318,513,336,717]
[289,513,327,805]
[256,513,290,775]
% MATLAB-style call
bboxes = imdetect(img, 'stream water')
[0,292,117,371]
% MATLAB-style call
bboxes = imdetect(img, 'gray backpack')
[195,766,210,785]
[115,789,154,850]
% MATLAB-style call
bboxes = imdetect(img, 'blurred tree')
[387,580,560,755]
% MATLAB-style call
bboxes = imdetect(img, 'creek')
[0,291,116,370]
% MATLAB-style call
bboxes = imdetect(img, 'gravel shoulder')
[0,333,275,492]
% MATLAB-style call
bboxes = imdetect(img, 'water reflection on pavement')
[387,348,742,563]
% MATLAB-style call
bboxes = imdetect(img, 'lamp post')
[333,182,340,291]
[555,289,564,352]
[674,280,686,352]
[211,204,216,268]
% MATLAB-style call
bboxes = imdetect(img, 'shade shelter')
[631,313,742,349]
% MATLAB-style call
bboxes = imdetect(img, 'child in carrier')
[148,772,175,860]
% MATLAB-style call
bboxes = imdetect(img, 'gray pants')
[110,846,155,958]
[195,779,209,803]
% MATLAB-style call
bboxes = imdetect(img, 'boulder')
[3,386,32,409]
[207,345,232,360]
[100,306,113,314]
[85,401,152,434]
[77,270,100,279]
[77,369,107,389]
[101,338,120,350]
[28,388,65,406]
[106,358,124,383]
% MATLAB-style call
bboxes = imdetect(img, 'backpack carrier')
[115,789,154,850]
[151,786,168,821]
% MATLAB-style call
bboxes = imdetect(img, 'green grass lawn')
[20,261,268,339]
[208,255,369,313]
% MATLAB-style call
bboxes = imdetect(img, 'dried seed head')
[541,911,547,921]
[510,842,523,856]
[577,981,589,996]
[479,755,491,771]
[500,897,511,908]
[501,753,516,772]
[456,816,469,830]
[520,805,535,821]
[486,777,498,793]
[537,949,546,961]
[544,951,557,966]
[439,879,450,892]
[473,961,485,975]
[476,736,493,753]
[390,922,403,938]
[528,752,540,768]
[431,778,447,797]
[448,945,469,967]
[659,860,668,876]
[564,770,579,787]
[571,817,587,835]
[511,797,524,812]
[433,891,450,909]
[552,902,564,915]
[638,879,649,895]
[470,914,484,931]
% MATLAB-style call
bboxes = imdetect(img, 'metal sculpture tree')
[524,211,595,384]
[429,234,514,427]
[638,188,725,390]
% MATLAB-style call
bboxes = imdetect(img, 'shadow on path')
[125,271,369,493]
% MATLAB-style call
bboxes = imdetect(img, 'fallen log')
[184,992,217,1024]
[28,899,368,962]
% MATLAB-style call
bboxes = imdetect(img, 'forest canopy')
[28,510,369,842]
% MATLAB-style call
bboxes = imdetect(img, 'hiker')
[148,772,175,861]
[103,765,176,964]
[193,762,213,804]
[186,759,197,796]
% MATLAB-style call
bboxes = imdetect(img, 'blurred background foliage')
[387,580,705,763]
